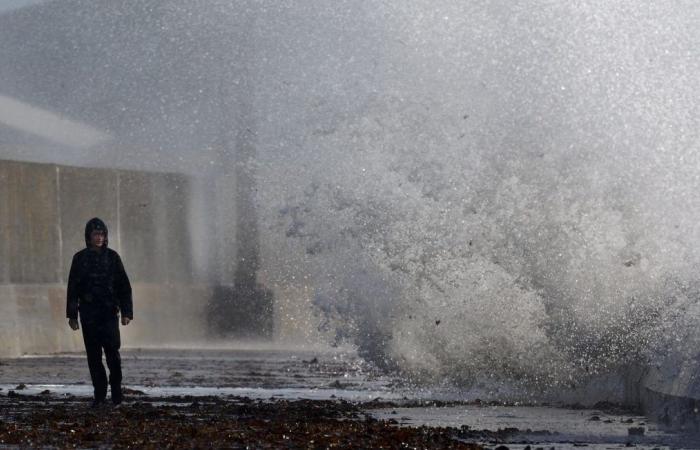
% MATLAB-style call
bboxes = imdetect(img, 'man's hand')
[121,316,131,326]
[68,318,79,331]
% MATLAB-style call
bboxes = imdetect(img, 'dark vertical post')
[232,12,260,291]
[208,2,273,338]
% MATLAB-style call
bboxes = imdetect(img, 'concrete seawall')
[0,159,208,357]
[0,283,209,357]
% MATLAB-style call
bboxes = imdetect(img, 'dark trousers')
[80,314,122,404]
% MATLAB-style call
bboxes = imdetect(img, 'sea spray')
[263,94,699,395]
[256,0,700,398]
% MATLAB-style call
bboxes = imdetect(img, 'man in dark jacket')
[66,217,133,408]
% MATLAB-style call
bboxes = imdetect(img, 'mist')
[257,1,700,394]
[1,0,699,398]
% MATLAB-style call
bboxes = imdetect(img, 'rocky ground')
[1,349,694,449]
[0,393,484,449]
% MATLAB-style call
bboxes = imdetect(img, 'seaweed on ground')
[0,394,484,449]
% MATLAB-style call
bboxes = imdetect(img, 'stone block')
[121,283,209,345]
[58,165,118,280]
[0,284,83,357]
[118,170,163,283]
[0,160,61,283]
[0,161,11,284]
[161,172,192,282]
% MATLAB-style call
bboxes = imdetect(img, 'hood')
[84,217,109,248]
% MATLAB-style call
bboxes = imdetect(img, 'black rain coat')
[66,218,133,321]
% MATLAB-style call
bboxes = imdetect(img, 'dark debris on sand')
[0,393,484,449]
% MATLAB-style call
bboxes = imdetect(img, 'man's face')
[89,230,105,248]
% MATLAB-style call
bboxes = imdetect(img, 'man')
[66,217,133,408]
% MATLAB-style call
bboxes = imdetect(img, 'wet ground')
[1,347,698,448]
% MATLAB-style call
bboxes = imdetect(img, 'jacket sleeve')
[66,254,80,319]
[115,253,133,319]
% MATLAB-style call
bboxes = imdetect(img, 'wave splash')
[264,96,700,397]
[259,2,700,398]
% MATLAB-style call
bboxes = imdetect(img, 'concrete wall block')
[0,161,12,284]
[161,172,192,282]
[117,170,194,284]
[58,165,119,281]
[0,285,20,355]
[0,284,83,357]
[118,171,163,283]
[121,283,209,346]
[21,163,61,283]
[0,160,61,283]
[0,282,211,357]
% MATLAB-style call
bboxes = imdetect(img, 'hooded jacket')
[66,218,133,320]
